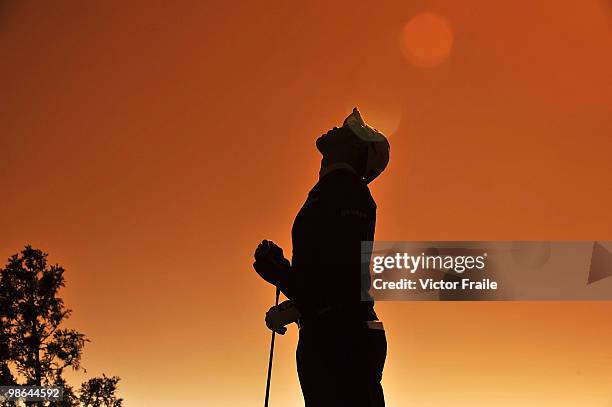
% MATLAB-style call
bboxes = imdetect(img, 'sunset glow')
[1,1,611,406]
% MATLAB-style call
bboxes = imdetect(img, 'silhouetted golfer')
[253,108,390,407]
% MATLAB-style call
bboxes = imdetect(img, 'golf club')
[264,286,280,407]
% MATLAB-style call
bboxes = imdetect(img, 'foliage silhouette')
[0,246,123,407]
[78,375,123,407]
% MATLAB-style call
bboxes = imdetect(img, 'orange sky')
[1,1,612,406]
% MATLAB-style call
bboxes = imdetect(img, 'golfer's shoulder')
[323,170,376,212]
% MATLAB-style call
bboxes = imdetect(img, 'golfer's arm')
[275,269,293,299]
[277,265,310,314]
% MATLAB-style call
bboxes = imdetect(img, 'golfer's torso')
[291,169,377,321]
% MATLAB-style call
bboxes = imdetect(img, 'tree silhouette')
[0,304,15,386]
[0,246,86,388]
[51,375,80,407]
[78,375,123,407]
[0,246,123,407]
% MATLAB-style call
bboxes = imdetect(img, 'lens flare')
[401,12,454,68]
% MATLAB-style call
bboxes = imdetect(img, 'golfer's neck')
[319,160,357,180]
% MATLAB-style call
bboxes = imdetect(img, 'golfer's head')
[316,108,390,184]
[316,126,368,175]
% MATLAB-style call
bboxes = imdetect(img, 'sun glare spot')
[401,12,454,68]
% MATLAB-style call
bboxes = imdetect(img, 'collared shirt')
[288,167,378,322]
[318,162,358,180]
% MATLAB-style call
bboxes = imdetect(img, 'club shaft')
[264,287,281,407]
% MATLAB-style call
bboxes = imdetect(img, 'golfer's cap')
[342,107,388,143]
[342,107,390,184]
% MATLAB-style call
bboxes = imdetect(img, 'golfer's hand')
[265,300,301,335]
[255,240,289,266]
[253,240,290,285]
